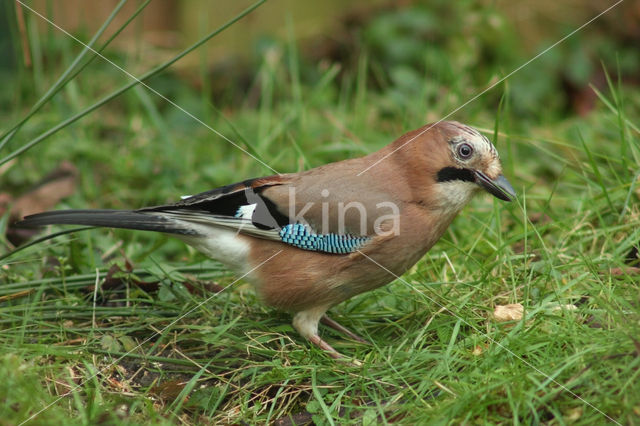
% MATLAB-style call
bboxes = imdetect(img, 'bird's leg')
[292,306,343,359]
[321,315,370,345]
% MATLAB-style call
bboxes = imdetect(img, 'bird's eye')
[457,143,473,159]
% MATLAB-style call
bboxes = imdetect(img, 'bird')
[17,121,515,359]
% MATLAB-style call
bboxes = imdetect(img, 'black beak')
[474,171,516,202]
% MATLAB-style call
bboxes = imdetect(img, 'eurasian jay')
[17,121,515,358]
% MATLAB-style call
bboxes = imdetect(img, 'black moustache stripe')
[436,167,475,183]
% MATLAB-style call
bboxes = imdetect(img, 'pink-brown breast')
[243,202,457,313]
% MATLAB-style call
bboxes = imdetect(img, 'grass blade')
[0,0,266,167]
[0,0,134,151]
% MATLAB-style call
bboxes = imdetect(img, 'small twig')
[0,288,34,302]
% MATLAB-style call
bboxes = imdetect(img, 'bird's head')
[411,121,516,213]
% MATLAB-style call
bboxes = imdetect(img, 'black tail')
[16,209,196,235]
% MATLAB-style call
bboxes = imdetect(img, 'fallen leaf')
[610,267,640,276]
[6,161,78,246]
[151,380,187,402]
[10,161,78,219]
[493,303,524,322]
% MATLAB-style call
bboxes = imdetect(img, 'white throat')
[434,181,479,215]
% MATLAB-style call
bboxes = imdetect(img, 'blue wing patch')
[279,223,370,254]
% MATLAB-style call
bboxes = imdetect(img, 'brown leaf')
[610,266,640,276]
[6,162,78,246]
[11,161,78,219]
[493,303,524,322]
[150,380,187,402]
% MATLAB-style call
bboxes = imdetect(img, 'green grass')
[1,2,639,424]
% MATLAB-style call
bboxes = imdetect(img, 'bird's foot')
[308,334,342,359]
[307,334,362,366]
[321,315,370,345]
[293,308,363,364]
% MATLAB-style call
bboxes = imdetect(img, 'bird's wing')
[140,174,375,255]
